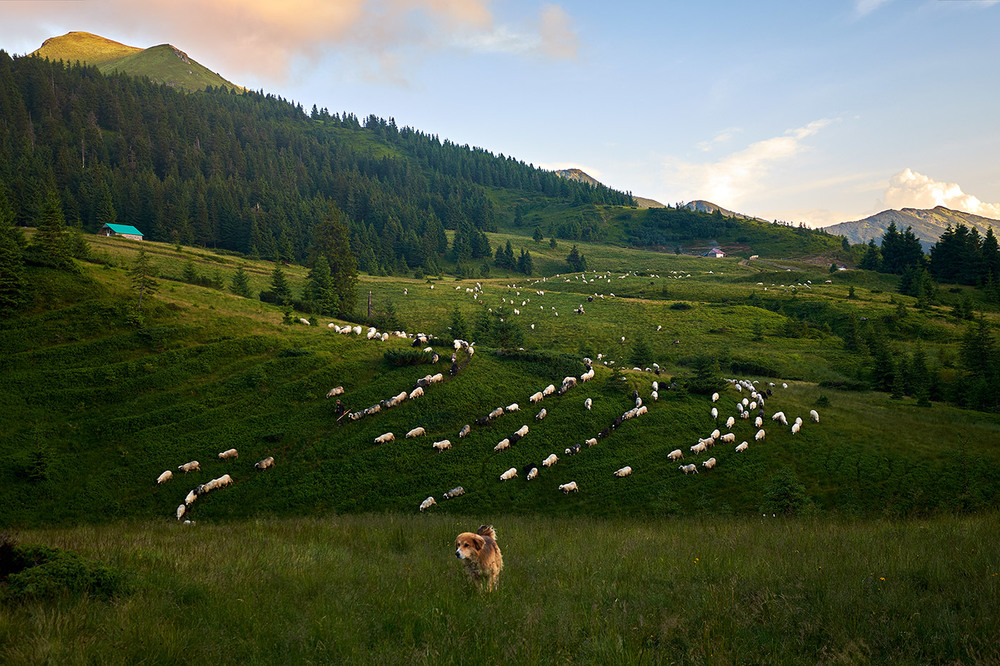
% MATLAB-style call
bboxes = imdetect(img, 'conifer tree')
[230,265,252,297]
[269,266,292,305]
[30,190,73,270]
[566,244,586,271]
[304,255,338,315]
[130,247,158,310]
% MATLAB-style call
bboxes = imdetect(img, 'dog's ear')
[473,534,485,551]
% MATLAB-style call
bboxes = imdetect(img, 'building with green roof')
[99,223,144,240]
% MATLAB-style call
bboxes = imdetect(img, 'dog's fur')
[455,525,504,591]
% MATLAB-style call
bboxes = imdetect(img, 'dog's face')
[455,532,485,560]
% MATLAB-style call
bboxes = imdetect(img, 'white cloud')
[696,128,741,152]
[884,168,1000,219]
[855,0,892,17]
[662,119,834,209]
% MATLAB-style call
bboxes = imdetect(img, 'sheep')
[488,407,504,420]
[652,380,659,391]
[506,403,520,412]
[176,504,186,520]
[184,490,198,505]
[690,442,708,455]
[559,481,579,493]
[299,318,311,326]
[218,448,238,460]
[791,422,801,435]
[543,453,559,467]
[679,464,699,475]
[433,439,452,451]
[156,470,173,484]
[500,467,518,481]
[429,373,444,384]
[712,392,720,402]
[735,441,749,453]
[558,377,577,394]
[651,390,659,402]
[419,496,436,512]
[772,411,786,423]
[542,384,556,397]
[585,437,598,448]
[702,457,717,470]
[367,327,378,340]
[524,463,539,481]
[494,438,511,452]
[720,433,736,443]
[374,432,395,445]
[443,486,465,499]
[711,407,718,420]
[565,443,582,455]
[580,368,595,382]
[459,424,471,438]
[326,386,345,398]
[353,325,363,335]
[635,396,643,408]
[725,416,736,428]
[536,408,547,421]
[530,391,544,403]
[810,409,820,423]
[636,405,648,416]
[178,461,200,473]
[755,416,763,428]
[614,466,633,477]
[755,428,766,441]
[584,398,593,410]
[782,382,788,389]
[794,416,803,426]
[515,425,529,438]
[409,386,424,400]
[668,449,684,461]
[254,456,275,470]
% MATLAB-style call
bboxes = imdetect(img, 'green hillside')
[32,31,240,92]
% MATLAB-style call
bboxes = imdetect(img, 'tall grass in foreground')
[2,513,997,664]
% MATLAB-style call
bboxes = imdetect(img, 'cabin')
[703,248,725,258]
[99,223,144,240]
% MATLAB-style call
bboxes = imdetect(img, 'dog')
[455,525,504,591]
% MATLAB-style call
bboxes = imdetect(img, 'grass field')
[2,513,998,664]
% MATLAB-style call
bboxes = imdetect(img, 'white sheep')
[374,432,395,445]
[720,433,736,443]
[755,428,766,441]
[679,464,698,474]
[326,386,345,398]
[711,428,721,440]
[409,386,424,400]
[530,391,544,403]
[690,442,708,455]
[500,467,518,481]
[406,427,426,439]
[515,425,529,438]
[536,408,547,421]
[459,424,471,438]
[218,448,238,460]
[178,461,200,473]
[506,403,519,412]
[585,437,598,448]
[735,441,749,453]
[353,325,363,335]
[176,504,186,520]
[712,392,720,402]
[559,481,579,493]
[725,416,736,428]
[526,466,539,481]
[156,470,173,484]
[791,422,801,435]
[584,398,592,410]
[419,496,436,512]
[184,490,198,505]
[711,407,718,420]
[755,416,763,428]
[810,409,820,423]
[443,486,465,499]
[702,457,717,470]
[432,439,452,451]
[488,407,504,420]
[668,449,684,461]
[651,390,658,402]
[494,438,511,452]
[299,318,311,326]
[254,456,275,470]
[542,384,556,397]
[614,466,633,477]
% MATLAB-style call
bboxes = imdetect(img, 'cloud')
[696,128,741,153]
[662,119,834,208]
[884,169,1000,219]
[2,0,578,83]
[854,0,892,17]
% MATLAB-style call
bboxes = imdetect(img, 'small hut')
[99,223,144,240]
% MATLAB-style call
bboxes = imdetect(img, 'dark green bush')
[1,538,125,603]
[383,349,433,367]
[669,302,693,310]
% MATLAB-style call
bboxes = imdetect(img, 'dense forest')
[0,51,632,275]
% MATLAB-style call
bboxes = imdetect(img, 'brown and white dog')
[455,525,504,591]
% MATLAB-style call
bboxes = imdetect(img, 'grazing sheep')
[494,438,511,452]
[720,433,736,443]
[565,443,582,455]
[580,368,595,382]
[406,427,427,439]
[515,425,529,438]
[444,486,465,500]
[585,437,598,448]
[755,428,766,441]
[614,466,633,477]
[794,416,803,426]
[459,424,471,438]
[433,439,452,451]
[755,416,763,428]
[791,422,801,435]
[419,496,436,512]
[782,383,788,389]
[584,398,592,410]
[523,463,539,481]
[810,409,820,423]
[178,461,200,473]
[299,318,311,326]
[409,386,424,400]
[536,408,547,421]
[652,381,659,391]
[725,416,736,428]
[176,504,186,520]
[702,457,717,470]
[429,373,444,384]
[326,386,345,398]
[353,325,363,335]
[374,432,395,445]
[712,392,720,402]
[542,384,556,397]
[651,390,658,402]
[218,448,238,460]
[156,470,173,484]
[184,490,197,505]
[500,467,518,481]
[254,456,275,470]
[530,391,544,403]
[679,464,698,475]
[690,442,708,455]
[711,407,718,420]
[558,377,577,394]
[711,428,721,440]
[506,403,520,412]
[559,481,579,493]
[543,453,559,467]
[488,407,504,420]
[636,405,648,416]
[668,449,684,461]
[736,441,749,453]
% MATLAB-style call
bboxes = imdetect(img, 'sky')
[2,0,999,227]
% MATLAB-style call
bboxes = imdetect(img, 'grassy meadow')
[2,513,998,664]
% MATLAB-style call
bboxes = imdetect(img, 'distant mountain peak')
[552,168,664,208]
[826,206,1000,249]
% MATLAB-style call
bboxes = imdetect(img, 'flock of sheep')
[155,448,276,521]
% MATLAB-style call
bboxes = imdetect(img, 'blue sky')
[2,0,998,226]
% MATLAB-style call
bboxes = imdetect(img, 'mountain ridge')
[825,206,1000,248]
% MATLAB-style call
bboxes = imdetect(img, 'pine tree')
[304,255,338,315]
[130,247,158,311]
[269,266,293,305]
[517,248,533,275]
[859,239,881,271]
[182,260,199,284]
[230,265,252,297]
[30,190,73,270]
[566,244,586,271]
[532,226,543,242]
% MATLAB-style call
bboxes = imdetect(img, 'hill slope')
[826,206,1000,248]
[32,31,241,91]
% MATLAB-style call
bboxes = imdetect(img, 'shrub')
[1,537,125,603]
[669,302,693,310]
